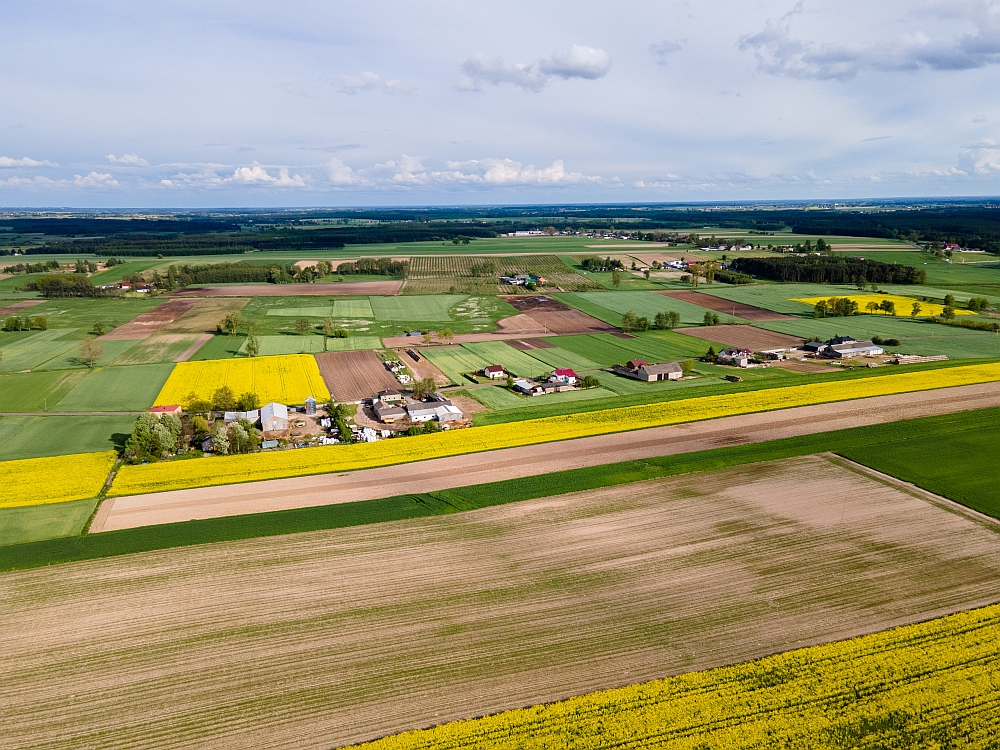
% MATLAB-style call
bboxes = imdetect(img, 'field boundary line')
[828,453,1000,534]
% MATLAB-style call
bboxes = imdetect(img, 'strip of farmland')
[92,380,1000,531]
[167,281,404,297]
[7,454,1000,750]
[659,290,794,321]
[316,350,399,402]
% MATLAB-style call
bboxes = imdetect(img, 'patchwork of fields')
[109,362,1000,497]
[7,455,1000,749]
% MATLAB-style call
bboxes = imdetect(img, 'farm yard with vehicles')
[5,205,1000,748]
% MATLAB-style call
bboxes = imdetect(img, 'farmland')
[792,292,975,317]
[0,498,99,546]
[459,341,552,377]
[7,454,1000,749]
[566,290,748,327]
[401,254,602,294]
[316,350,401,402]
[421,346,492,384]
[674,324,803,352]
[54,364,175,412]
[0,415,136,460]
[238,335,383,356]
[153,354,330,407]
[0,369,87,412]
[108,362,1000,497]
[1,451,116,507]
[350,603,1000,750]
[543,332,706,367]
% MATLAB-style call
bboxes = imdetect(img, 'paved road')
[92,381,1000,532]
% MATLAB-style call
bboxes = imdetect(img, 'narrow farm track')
[6,455,1000,750]
[93,381,1000,531]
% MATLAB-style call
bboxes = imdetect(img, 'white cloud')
[459,45,611,92]
[106,153,149,166]
[0,156,56,167]
[0,175,58,187]
[433,157,603,185]
[739,2,1000,80]
[326,157,369,185]
[337,72,415,95]
[959,140,1000,172]
[74,172,119,187]
[160,163,309,187]
[650,40,685,65]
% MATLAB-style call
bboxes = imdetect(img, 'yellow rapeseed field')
[344,603,1000,749]
[154,354,330,407]
[793,293,975,317]
[1,451,117,508]
[109,361,1000,497]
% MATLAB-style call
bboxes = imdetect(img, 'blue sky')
[2,0,1000,206]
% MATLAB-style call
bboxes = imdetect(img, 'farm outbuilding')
[148,404,182,418]
[482,365,506,379]
[374,401,407,423]
[260,402,289,432]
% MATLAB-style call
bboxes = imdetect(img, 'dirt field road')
[92,381,1000,532]
[9,454,1000,750]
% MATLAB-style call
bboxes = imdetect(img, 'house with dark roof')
[482,364,506,379]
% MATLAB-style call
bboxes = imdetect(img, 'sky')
[2,0,1000,207]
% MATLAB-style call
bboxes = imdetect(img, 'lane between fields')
[92,381,1000,532]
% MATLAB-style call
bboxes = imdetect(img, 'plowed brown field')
[316,350,399,402]
[0,299,44,317]
[659,290,793,321]
[100,299,199,340]
[675,324,802,351]
[8,454,1000,750]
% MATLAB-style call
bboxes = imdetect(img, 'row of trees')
[731,256,926,285]
[184,387,260,413]
[24,275,106,297]
[621,310,682,332]
[335,258,410,276]
[2,315,47,331]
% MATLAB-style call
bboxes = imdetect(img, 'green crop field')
[516,346,603,372]
[28,298,161,330]
[421,346,492,384]
[370,294,466,321]
[54,363,175,412]
[87,260,164,285]
[567,290,748,327]
[545,332,706,368]
[841,422,1000,517]
[460,341,551,377]
[0,329,83,372]
[0,415,134,460]
[265,299,377,318]
[189,334,245,360]
[0,498,100,546]
[401,254,601,294]
[0,370,87,412]
[108,334,202,365]
[238,335,383,355]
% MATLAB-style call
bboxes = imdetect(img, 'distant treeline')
[336,258,409,276]
[23,275,106,297]
[730,256,926,284]
[24,225,501,257]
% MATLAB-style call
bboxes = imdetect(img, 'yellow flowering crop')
[344,603,1000,749]
[1,451,117,508]
[153,354,330,407]
[793,293,974,316]
[110,361,1000,497]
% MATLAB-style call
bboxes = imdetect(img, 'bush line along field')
[108,362,1000,497]
[0,403,995,572]
[346,603,1000,750]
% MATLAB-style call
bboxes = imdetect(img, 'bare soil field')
[660,290,793,321]
[394,347,451,387]
[160,298,249,334]
[316,350,399,402]
[0,299,44,317]
[92,381,1000,531]
[495,313,547,334]
[775,359,836,373]
[167,281,404,297]
[675,324,803,351]
[526,309,616,334]
[500,295,571,312]
[507,337,556,351]
[100,299,199,340]
[175,333,214,362]
[11,454,1000,750]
